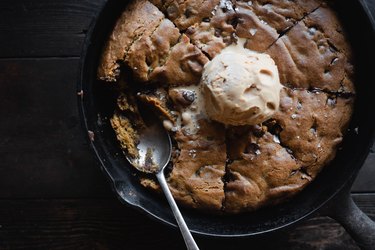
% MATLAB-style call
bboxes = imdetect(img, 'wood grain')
[0,58,111,198]
[0,194,373,250]
[0,0,106,58]
[0,0,374,249]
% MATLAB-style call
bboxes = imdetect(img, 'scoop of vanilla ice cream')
[202,41,282,126]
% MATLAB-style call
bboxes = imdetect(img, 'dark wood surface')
[0,0,374,249]
[0,195,373,250]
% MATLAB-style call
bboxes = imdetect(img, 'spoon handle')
[156,172,200,250]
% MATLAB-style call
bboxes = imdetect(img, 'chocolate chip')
[244,143,260,154]
[184,7,195,18]
[252,125,265,137]
[169,89,195,107]
[186,27,196,35]
[264,119,283,135]
[166,5,178,19]
[182,90,196,103]
[230,17,239,28]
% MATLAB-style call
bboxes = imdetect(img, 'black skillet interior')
[78,0,375,237]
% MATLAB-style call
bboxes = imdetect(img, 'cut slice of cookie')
[168,119,226,211]
[98,0,164,82]
[266,6,354,92]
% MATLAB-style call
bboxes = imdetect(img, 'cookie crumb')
[77,90,84,99]
[88,130,95,141]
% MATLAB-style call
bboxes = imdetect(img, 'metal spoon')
[126,121,199,250]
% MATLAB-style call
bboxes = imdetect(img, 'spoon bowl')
[126,123,172,174]
[125,116,199,250]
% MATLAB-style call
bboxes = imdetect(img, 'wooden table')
[0,0,374,249]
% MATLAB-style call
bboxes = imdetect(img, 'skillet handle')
[327,187,375,250]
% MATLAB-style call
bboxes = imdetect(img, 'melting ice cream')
[201,39,282,126]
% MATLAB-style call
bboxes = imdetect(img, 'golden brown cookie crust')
[97,0,164,81]
[100,0,355,213]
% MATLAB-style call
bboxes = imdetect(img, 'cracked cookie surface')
[99,0,355,213]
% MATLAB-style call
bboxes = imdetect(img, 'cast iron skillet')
[78,0,375,248]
